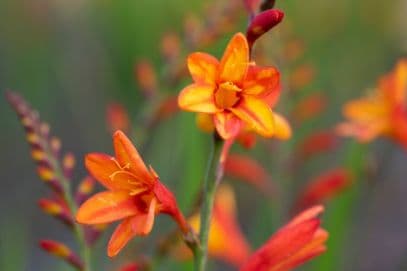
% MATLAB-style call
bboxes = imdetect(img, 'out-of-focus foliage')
[1,0,407,271]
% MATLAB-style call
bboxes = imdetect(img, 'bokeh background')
[1,0,407,270]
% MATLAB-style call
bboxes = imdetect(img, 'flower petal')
[219,33,249,84]
[335,121,388,142]
[214,112,242,139]
[132,197,157,235]
[273,112,292,140]
[178,84,218,113]
[76,191,140,224]
[196,113,215,133]
[188,52,219,86]
[224,154,272,191]
[85,153,150,191]
[269,229,328,271]
[230,96,274,137]
[264,82,282,107]
[106,198,158,257]
[343,98,388,122]
[243,65,280,97]
[113,131,153,182]
[393,59,407,104]
[107,217,138,257]
[240,219,320,271]
[85,153,120,190]
[287,205,324,227]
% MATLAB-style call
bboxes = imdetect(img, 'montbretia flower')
[292,93,327,122]
[174,185,251,266]
[337,59,407,149]
[178,32,281,139]
[191,185,251,266]
[76,130,188,257]
[240,205,328,271]
[296,130,338,161]
[294,168,352,211]
[224,154,275,194]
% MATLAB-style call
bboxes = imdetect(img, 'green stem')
[47,151,92,271]
[194,134,224,271]
[61,179,92,271]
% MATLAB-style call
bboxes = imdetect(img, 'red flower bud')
[246,9,284,48]
[40,240,83,270]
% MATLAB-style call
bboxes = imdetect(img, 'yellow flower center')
[214,82,241,109]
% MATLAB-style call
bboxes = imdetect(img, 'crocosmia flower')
[174,185,251,266]
[240,205,328,271]
[76,130,188,257]
[337,59,407,149]
[178,32,281,139]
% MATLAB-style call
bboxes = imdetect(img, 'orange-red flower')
[175,185,251,266]
[76,130,188,257]
[296,130,338,160]
[337,59,407,148]
[294,168,352,211]
[224,154,275,194]
[106,102,131,134]
[240,205,328,271]
[178,32,281,139]
[292,93,327,122]
[192,185,251,266]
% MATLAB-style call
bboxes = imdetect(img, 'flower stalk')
[6,91,92,271]
[195,133,224,271]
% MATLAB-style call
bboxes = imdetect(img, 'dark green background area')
[1,0,406,270]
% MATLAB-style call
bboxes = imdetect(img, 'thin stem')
[61,179,92,271]
[47,152,92,271]
[194,134,224,271]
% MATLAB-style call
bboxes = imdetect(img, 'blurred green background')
[1,0,407,270]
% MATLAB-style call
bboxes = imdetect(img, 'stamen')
[129,187,148,196]
[110,157,122,169]
[109,169,150,186]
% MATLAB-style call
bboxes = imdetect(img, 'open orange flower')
[76,130,188,257]
[337,59,407,148]
[240,205,328,271]
[178,32,281,139]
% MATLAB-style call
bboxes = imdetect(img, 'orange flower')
[337,59,407,147]
[178,32,281,139]
[240,205,328,271]
[175,185,251,266]
[76,130,188,257]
